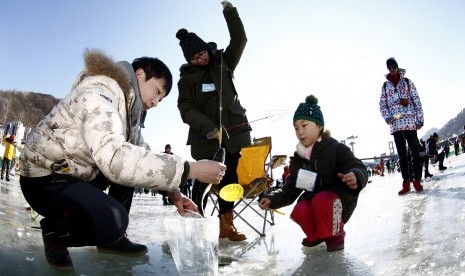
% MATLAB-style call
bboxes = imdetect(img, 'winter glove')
[206,128,219,140]
[221,1,233,11]
[416,124,423,130]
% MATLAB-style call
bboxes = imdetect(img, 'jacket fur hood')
[84,49,132,97]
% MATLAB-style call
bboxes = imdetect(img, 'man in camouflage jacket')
[19,50,225,271]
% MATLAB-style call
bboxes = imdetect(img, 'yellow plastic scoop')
[219,184,244,202]
[219,184,286,215]
[271,208,285,215]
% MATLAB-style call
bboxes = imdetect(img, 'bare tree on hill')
[0,90,60,128]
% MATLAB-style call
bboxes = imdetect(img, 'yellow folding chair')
[209,136,287,236]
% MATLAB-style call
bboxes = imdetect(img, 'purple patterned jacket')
[379,68,424,134]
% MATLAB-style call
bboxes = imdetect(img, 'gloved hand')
[221,1,233,11]
[416,124,423,130]
[206,128,219,140]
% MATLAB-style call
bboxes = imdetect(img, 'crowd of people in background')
[366,126,465,187]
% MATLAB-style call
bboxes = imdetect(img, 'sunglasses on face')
[387,65,397,70]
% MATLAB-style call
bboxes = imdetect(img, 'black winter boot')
[40,219,73,271]
[97,235,148,257]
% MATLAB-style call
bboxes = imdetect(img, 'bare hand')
[188,160,227,184]
[337,172,358,189]
[259,198,271,210]
[168,189,199,216]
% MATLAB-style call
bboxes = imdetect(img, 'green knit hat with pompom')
[293,95,324,126]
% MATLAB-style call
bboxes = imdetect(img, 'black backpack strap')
[384,78,410,91]
[404,77,410,91]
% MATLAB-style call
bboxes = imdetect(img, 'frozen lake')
[1,153,465,275]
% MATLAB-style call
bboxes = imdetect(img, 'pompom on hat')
[293,95,324,126]
[176,28,209,62]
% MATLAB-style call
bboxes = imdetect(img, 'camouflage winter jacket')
[19,50,185,190]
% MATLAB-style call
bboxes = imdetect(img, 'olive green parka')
[177,7,251,160]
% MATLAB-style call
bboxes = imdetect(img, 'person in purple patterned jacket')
[379,57,424,195]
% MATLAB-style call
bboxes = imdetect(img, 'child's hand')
[337,172,358,189]
[259,198,271,210]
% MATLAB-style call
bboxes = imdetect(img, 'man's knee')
[96,205,129,245]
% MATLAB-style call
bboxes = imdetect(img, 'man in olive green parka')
[176,1,251,241]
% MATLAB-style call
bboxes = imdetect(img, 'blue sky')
[2,0,465,164]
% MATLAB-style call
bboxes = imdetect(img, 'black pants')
[1,157,11,179]
[20,173,134,247]
[393,130,422,182]
[193,149,240,212]
[421,154,430,176]
[430,152,445,167]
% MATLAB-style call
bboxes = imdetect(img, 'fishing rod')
[218,51,223,149]
[193,51,226,217]
[225,112,286,131]
[219,111,286,141]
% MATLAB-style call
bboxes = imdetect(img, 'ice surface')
[2,154,465,275]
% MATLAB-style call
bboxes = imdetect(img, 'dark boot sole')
[302,239,323,247]
[46,261,74,271]
[96,247,148,257]
[45,255,74,271]
[327,245,344,252]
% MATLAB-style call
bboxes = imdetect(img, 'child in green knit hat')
[259,95,368,251]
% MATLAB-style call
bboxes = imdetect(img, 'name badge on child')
[296,169,317,191]
[202,83,216,92]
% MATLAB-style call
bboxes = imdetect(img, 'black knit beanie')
[176,28,208,62]
[386,57,398,68]
[293,95,324,126]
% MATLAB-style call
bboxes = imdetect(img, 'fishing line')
[225,110,287,131]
